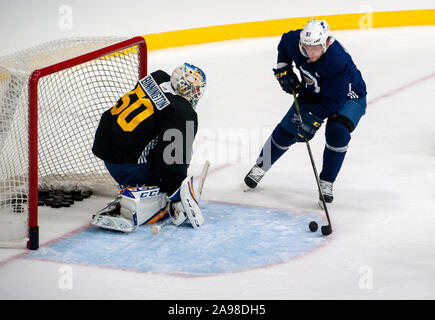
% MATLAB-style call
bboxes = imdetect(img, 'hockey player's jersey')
[92,70,198,194]
[277,29,367,114]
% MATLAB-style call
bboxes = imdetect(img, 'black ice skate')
[244,164,266,189]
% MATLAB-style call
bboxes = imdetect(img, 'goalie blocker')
[90,175,204,232]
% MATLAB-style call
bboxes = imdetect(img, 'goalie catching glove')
[168,176,204,228]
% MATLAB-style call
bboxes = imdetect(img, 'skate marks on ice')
[26,201,326,276]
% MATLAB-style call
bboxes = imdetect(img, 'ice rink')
[1,26,435,300]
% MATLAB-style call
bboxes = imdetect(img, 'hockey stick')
[292,92,332,236]
[197,160,211,200]
[151,160,211,235]
[150,210,174,235]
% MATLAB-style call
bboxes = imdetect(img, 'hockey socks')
[319,120,350,188]
[245,124,296,189]
[256,124,296,171]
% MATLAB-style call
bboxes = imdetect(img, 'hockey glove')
[273,65,302,94]
[295,112,323,142]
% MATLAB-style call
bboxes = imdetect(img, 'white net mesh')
[0,37,146,247]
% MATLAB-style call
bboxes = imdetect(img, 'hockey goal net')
[0,36,147,249]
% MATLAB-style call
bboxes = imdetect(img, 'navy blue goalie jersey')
[277,29,367,113]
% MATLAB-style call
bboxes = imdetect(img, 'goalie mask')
[171,63,206,108]
[299,19,330,57]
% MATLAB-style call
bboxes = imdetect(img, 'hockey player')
[91,63,206,231]
[244,19,367,203]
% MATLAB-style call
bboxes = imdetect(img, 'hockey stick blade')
[197,160,210,199]
[151,217,174,235]
[321,225,332,236]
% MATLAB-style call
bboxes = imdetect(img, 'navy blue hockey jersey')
[277,29,367,113]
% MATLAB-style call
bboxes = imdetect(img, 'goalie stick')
[151,160,211,235]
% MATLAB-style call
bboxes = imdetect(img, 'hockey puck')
[38,190,50,203]
[57,200,71,207]
[44,198,55,206]
[82,191,93,198]
[309,221,318,232]
[71,192,84,201]
[49,202,63,208]
[52,195,65,201]
[65,198,75,205]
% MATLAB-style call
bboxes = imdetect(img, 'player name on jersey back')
[139,75,170,110]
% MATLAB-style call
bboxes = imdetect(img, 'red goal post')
[0,36,147,250]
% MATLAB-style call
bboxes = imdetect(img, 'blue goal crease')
[27,201,326,276]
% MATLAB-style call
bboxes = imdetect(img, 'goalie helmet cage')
[0,36,147,250]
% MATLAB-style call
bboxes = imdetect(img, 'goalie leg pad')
[90,198,138,233]
[167,176,204,229]
[119,186,168,226]
[91,212,138,233]
[180,176,204,228]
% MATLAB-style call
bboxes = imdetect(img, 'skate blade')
[318,199,333,210]
[243,184,258,192]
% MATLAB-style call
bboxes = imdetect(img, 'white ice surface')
[1,26,435,299]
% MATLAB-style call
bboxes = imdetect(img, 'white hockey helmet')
[299,19,330,56]
[171,63,206,108]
